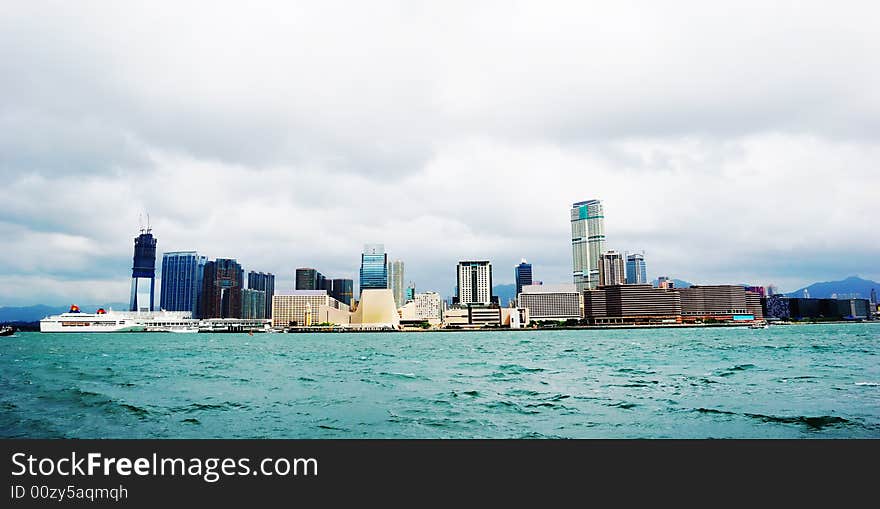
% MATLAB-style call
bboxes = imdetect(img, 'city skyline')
[2,2,879,306]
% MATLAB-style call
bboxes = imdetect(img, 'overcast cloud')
[2,1,879,305]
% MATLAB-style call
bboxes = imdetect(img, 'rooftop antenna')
[146,213,151,233]
[138,213,144,234]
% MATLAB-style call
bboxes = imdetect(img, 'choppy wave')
[694,407,859,430]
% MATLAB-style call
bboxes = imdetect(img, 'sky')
[1,1,879,306]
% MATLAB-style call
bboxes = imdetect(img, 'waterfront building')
[360,244,388,293]
[330,278,354,306]
[625,253,647,285]
[517,284,582,321]
[160,251,206,317]
[388,259,405,308]
[762,296,871,321]
[271,291,350,327]
[129,228,157,312]
[241,288,266,320]
[745,291,764,320]
[201,258,244,319]
[583,284,682,325]
[443,305,501,328]
[571,199,606,292]
[350,289,400,329]
[247,271,275,319]
[456,261,494,305]
[598,250,626,287]
[414,291,443,322]
[515,259,533,296]
[295,268,323,290]
[677,285,754,322]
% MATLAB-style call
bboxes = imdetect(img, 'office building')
[571,199,606,292]
[456,261,494,305]
[515,259,533,296]
[598,250,626,287]
[201,258,244,319]
[272,291,350,327]
[247,271,275,319]
[625,253,647,285]
[871,288,877,305]
[360,244,388,293]
[583,284,682,325]
[657,276,675,289]
[405,283,416,303]
[388,259,405,308]
[160,251,206,317]
[330,278,354,306]
[295,268,323,290]
[241,288,266,320]
[517,284,581,321]
[129,228,157,312]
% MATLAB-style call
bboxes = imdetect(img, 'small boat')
[0,326,15,337]
[749,322,769,329]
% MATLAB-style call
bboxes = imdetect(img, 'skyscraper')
[625,253,647,285]
[247,271,275,319]
[201,258,244,318]
[295,268,321,290]
[599,250,626,287]
[129,228,157,312]
[330,278,354,306]
[160,251,206,317]
[515,259,533,296]
[456,261,493,305]
[571,200,606,292]
[388,259,405,308]
[360,244,388,294]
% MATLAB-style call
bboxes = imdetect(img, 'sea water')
[1,324,878,438]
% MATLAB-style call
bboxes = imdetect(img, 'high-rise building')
[405,283,416,303]
[456,261,493,305]
[129,228,157,312]
[388,259,405,308]
[160,251,206,317]
[598,250,626,287]
[201,258,244,319]
[514,259,533,296]
[241,288,266,320]
[571,200,606,292]
[330,278,354,306]
[295,268,322,290]
[247,271,275,319]
[625,253,647,285]
[871,288,877,305]
[360,244,388,294]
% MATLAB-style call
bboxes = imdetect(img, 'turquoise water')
[1,324,878,438]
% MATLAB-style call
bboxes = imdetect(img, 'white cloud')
[1,1,878,305]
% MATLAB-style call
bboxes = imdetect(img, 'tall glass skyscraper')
[129,229,157,311]
[247,271,275,319]
[388,259,405,307]
[295,268,321,290]
[515,259,533,296]
[160,251,206,317]
[360,244,388,295]
[625,253,647,285]
[571,200,606,292]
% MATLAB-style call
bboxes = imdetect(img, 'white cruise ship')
[40,305,197,333]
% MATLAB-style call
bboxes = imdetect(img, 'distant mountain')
[651,278,693,288]
[788,276,880,299]
[0,303,128,322]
